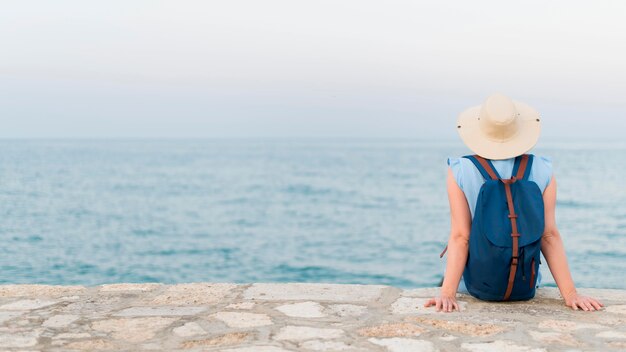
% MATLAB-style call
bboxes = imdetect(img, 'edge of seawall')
[1,283,625,351]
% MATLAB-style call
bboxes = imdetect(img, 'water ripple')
[0,139,623,289]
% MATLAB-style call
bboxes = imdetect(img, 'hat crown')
[479,93,520,142]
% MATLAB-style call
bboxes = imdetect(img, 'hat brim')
[456,101,541,160]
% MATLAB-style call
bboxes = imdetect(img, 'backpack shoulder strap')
[511,154,534,180]
[463,154,500,180]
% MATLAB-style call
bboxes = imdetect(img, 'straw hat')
[456,93,541,160]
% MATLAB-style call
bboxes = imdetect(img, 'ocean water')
[0,139,624,289]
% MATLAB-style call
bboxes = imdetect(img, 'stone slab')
[461,340,547,352]
[0,284,86,298]
[527,330,581,347]
[91,316,178,342]
[401,287,442,298]
[405,316,506,336]
[0,311,24,324]
[0,299,59,310]
[605,304,626,315]
[52,332,92,339]
[532,287,626,302]
[226,301,256,310]
[65,338,117,350]
[220,346,294,352]
[299,339,356,351]
[211,311,273,328]
[113,306,207,316]
[172,322,206,337]
[368,337,437,352]
[275,301,326,318]
[576,288,626,302]
[273,325,345,341]
[358,323,427,337]
[537,319,606,331]
[596,330,626,339]
[0,283,623,351]
[98,283,163,292]
[150,283,237,305]
[243,283,386,302]
[42,314,79,328]
[0,332,40,348]
[390,297,467,315]
[325,304,367,317]
[179,331,252,349]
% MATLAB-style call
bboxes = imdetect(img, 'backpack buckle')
[511,233,520,237]
[508,214,518,219]
[511,257,519,265]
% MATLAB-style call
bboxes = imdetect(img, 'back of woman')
[447,154,552,296]
[425,93,603,312]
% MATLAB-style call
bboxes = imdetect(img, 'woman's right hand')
[424,294,460,312]
[564,291,604,311]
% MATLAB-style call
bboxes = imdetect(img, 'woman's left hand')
[565,292,604,311]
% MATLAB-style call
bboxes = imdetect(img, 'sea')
[0,139,624,289]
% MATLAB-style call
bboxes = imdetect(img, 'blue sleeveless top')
[447,155,553,219]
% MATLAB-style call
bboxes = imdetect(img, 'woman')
[425,93,604,312]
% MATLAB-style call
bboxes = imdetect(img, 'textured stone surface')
[325,303,367,317]
[91,317,178,342]
[98,283,163,292]
[406,316,506,336]
[226,301,256,309]
[0,332,40,348]
[65,338,117,350]
[439,333,458,341]
[358,322,427,337]
[52,332,91,339]
[0,284,86,297]
[596,330,626,339]
[172,321,206,337]
[368,337,437,352]
[576,288,626,301]
[212,311,273,328]
[0,311,24,324]
[401,287,442,298]
[273,325,345,341]
[461,340,547,352]
[300,339,355,351]
[150,282,237,305]
[528,330,581,346]
[609,341,626,349]
[243,283,385,302]
[605,304,626,315]
[275,301,326,318]
[113,306,206,316]
[0,284,623,351]
[42,314,79,328]
[0,299,59,310]
[390,297,468,315]
[221,346,294,352]
[179,331,251,348]
[537,319,605,331]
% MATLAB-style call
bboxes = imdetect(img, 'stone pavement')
[0,283,624,351]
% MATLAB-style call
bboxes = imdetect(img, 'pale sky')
[1,0,625,139]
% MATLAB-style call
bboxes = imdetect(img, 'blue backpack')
[447,154,545,301]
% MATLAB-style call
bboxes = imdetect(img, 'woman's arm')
[541,175,603,311]
[425,167,471,312]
